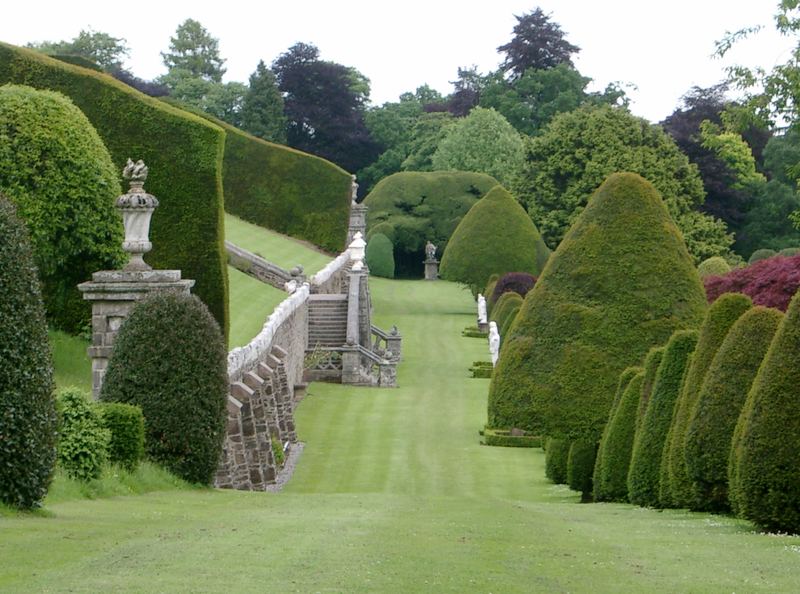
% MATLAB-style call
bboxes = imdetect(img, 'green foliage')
[162,73,247,128]
[628,330,698,508]
[516,104,733,262]
[594,372,645,502]
[401,112,456,172]
[567,439,597,499]
[499,304,522,339]
[497,8,580,79]
[699,121,766,189]
[365,233,395,278]
[490,292,523,335]
[0,195,57,509]
[96,402,145,472]
[780,247,800,256]
[27,29,129,70]
[100,292,228,485]
[635,348,665,432]
[662,292,752,508]
[272,437,285,467]
[431,107,525,186]
[440,186,549,296]
[56,388,110,482]
[697,256,732,278]
[488,173,707,439]
[365,171,499,276]
[0,83,124,332]
[748,248,777,264]
[240,60,287,143]
[733,290,800,533]
[484,274,500,315]
[481,428,541,447]
[545,437,569,484]
[0,42,229,339]
[161,19,225,83]
[685,306,782,512]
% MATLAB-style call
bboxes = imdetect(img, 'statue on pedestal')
[477,294,487,325]
[425,240,437,261]
[489,322,501,367]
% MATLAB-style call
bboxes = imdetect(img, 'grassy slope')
[226,266,287,348]
[49,329,91,393]
[9,279,800,593]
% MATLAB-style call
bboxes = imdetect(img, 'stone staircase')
[307,294,348,348]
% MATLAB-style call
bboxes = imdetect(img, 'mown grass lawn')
[11,278,800,593]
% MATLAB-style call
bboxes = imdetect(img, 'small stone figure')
[477,294,487,325]
[489,322,501,367]
[425,240,437,261]
[351,174,359,204]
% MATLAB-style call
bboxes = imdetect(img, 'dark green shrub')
[56,388,110,482]
[593,366,642,498]
[365,233,395,278]
[0,195,57,509]
[0,43,229,338]
[779,247,800,257]
[364,171,500,277]
[684,306,782,512]
[697,256,731,279]
[440,185,550,296]
[96,402,145,472]
[100,292,228,485]
[0,84,124,332]
[488,173,707,446]
[490,292,523,333]
[499,304,522,339]
[484,274,500,316]
[635,347,666,432]
[545,437,570,485]
[594,372,645,502]
[733,291,800,533]
[366,221,396,244]
[568,439,598,500]
[662,292,752,508]
[748,248,777,264]
[482,429,541,448]
[628,330,698,508]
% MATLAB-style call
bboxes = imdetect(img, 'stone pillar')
[347,175,368,244]
[424,259,439,281]
[386,328,402,362]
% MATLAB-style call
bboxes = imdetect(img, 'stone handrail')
[225,241,298,290]
[309,251,350,293]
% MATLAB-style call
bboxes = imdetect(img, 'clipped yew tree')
[628,330,698,508]
[730,291,800,532]
[697,256,731,279]
[0,195,58,509]
[440,185,549,296]
[365,233,395,278]
[100,292,228,485]
[684,306,783,512]
[635,347,666,432]
[567,439,597,500]
[487,172,707,471]
[594,371,646,502]
[0,84,124,333]
[490,292,524,336]
[545,438,570,485]
[661,292,752,509]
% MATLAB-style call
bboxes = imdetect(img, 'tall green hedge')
[635,347,666,432]
[488,173,707,446]
[440,185,549,296]
[661,292,752,508]
[0,195,57,509]
[490,292,524,335]
[684,306,782,512]
[0,43,229,338]
[545,437,570,485]
[594,371,645,502]
[733,291,800,533]
[170,100,351,253]
[499,304,522,339]
[567,439,597,500]
[628,330,698,508]
[0,84,124,333]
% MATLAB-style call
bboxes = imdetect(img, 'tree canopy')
[27,29,129,70]
[240,60,287,143]
[161,19,226,83]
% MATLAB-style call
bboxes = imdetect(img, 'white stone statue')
[489,321,501,367]
[351,174,359,204]
[425,240,436,261]
[477,294,487,325]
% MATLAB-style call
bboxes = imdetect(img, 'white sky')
[1,1,794,123]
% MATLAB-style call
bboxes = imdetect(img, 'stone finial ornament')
[116,158,159,271]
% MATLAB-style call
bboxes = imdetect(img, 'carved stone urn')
[116,158,159,271]
[349,231,367,271]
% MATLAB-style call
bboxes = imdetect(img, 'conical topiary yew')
[661,292,752,509]
[635,347,666,433]
[684,306,782,512]
[628,330,698,508]
[487,173,707,452]
[732,290,800,533]
[440,185,549,296]
[491,292,523,337]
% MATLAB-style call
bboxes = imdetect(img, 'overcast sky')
[1,1,793,123]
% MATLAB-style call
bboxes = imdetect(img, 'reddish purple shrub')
[490,272,537,307]
[704,255,800,312]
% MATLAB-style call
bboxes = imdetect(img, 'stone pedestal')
[78,269,194,398]
[347,203,368,244]
[424,259,439,281]
[478,321,489,333]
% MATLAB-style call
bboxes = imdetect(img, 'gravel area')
[265,442,305,492]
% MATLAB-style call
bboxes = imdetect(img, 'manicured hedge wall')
[0,43,229,338]
[169,99,352,253]
[490,292,524,336]
[661,292,752,508]
[685,306,782,512]
[545,438,570,485]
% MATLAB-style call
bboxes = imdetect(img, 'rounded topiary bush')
[684,306,782,512]
[490,292,524,335]
[56,388,110,482]
[366,221,396,244]
[96,402,146,472]
[0,84,124,333]
[662,292,752,509]
[567,439,597,500]
[489,272,537,312]
[779,247,800,257]
[594,371,645,503]
[697,256,731,279]
[0,195,57,509]
[488,172,707,459]
[545,437,570,485]
[748,248,777,264]
[628,330,698,508]
[635,347,665,432]
[705,254,800,313]
[499,304,522,339]
[100,292,228,485]
[365,232,395,278]
[440,185,550,296]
